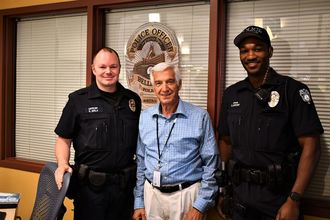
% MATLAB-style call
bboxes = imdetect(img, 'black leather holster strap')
[147,179,199,193]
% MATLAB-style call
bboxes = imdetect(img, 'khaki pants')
[144,180,207,220]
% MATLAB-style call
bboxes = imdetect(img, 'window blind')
[226,0,330,200]
[105,2,210,109]
[16,14,87,162]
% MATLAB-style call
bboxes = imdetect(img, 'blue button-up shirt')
[134,99,219,212]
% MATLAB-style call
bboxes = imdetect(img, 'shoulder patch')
[299,89,311,104]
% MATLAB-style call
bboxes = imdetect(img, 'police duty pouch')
[119,163,137,189]
[88,170,106,188]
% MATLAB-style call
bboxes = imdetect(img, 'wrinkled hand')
[132,208,146,220]
[54,164,72,190]
[276,199,300,220]
[183,207,203,220]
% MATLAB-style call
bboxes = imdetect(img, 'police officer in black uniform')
[54,47,141,220]
[217,26,323,220]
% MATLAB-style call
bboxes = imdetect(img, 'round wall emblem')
[125,22,179,109]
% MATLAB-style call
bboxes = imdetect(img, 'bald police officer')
[218,26,323,220]
[54,47,141,220]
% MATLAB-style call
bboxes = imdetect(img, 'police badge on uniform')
[299,89,311,104]
[268,91,280,108]
[129,99,136,112]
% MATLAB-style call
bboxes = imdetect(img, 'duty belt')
[147,179,198,193]
[239,168,268,185]
[228,160,269,185]
[88,169,120,185]
[228,158,299,192]
[76,163,137,190]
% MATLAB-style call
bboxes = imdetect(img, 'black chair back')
[30,162,71,220]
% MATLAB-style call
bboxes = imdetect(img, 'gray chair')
[30,162,71,220]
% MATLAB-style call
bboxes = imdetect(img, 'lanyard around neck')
[156,115,177,164]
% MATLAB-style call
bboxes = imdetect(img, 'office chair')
[30,162,71,220]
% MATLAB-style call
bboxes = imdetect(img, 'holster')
[266,164,283,192]
[77,164,89,183]
[119,163,137,190]
[268,150,301,191]
[74,163,107,192]
[227,160,241,186]
[223,188,234,216]
[215,169,228,187]
[215,162,234,218]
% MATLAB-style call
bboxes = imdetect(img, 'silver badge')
[268,91,280,108]
[129,99,136,112]
[299,89,311,104]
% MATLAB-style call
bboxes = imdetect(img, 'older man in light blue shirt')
[133,62,219,220]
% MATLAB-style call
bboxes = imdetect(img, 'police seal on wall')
[125,22,179,109]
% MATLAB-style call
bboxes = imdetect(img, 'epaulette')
[69,86,89,98]
[117,83,141,102]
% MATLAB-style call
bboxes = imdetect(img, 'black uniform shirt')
[218,68,323,167]
[55,81,141,171]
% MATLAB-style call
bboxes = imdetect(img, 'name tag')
[88,106,99,113]
[153,170,161,187]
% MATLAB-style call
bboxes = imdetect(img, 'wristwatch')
[289,191,302,202]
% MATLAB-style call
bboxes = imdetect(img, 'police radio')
[254,66,272,103]
[254,87,271,103]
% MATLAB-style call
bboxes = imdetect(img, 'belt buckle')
[160,185,175,193]
[158,184,181,193]
[155,181,195,193]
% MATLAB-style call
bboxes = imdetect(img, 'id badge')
[153,170,161,187]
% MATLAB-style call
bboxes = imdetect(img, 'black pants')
[232,208,304,220]
[232,183,304,220]
[73,183,134,220]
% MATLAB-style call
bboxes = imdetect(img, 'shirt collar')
[88,81,125,99]
[238,67,281,92]
[152,98,186,119]
[88,81,102,99]
[262,67,281,86]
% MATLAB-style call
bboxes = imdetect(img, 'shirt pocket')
[227,108,242,148]
[255,109,286,152]
[79,113,112,150]
[119,113,139,150]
